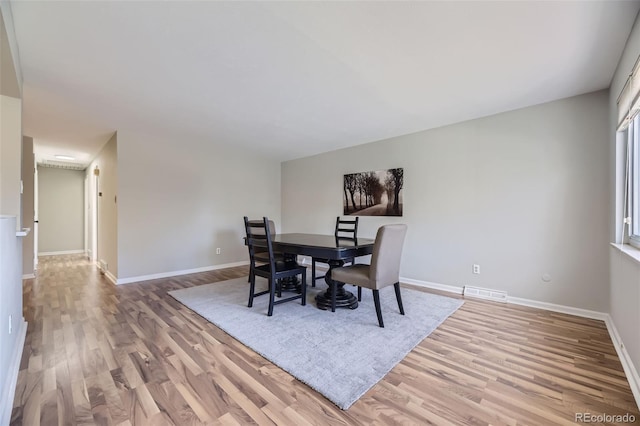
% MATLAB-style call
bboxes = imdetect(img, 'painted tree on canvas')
[390,168,403,215]
[344,173,358,211]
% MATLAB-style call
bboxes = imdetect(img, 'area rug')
[168,277,463,410]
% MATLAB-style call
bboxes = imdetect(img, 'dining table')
[262,233,375,310]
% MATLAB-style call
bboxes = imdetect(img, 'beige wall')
[0,95,21,221]
[282,90,610,312]
[0,3,22,221]
[37,166,85,254]
[21,136,33,276]
[87,133,118,277]
[609,9,640,403]
[117,129,281,281]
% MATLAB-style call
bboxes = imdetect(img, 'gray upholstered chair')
[330,224,408,327]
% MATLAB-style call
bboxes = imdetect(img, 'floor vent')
[463,286,507,302]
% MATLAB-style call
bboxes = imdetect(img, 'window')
[623,115,640,247]
[617,57,640,247]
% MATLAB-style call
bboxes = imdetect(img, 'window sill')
[610,242,640,264]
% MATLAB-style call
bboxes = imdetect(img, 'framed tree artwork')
[343,168,403,216]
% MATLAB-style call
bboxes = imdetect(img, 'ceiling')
[9,1,640,166]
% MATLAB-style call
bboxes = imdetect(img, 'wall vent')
[463,286,507,302]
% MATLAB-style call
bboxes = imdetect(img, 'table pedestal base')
[278,277,300,293]
[277,254,301,293]
[315,287,358,310]
[315,259,358,310]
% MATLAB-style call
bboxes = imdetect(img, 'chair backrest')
[244,216,278,267]
[369,224,408,288]
[334,216,359,242]
[245,217,276,256]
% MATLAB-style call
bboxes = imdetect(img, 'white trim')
[116,261,249,285]
[401,277,608,321]
[400,276,464,295]
[506,296,609,321]
[22,273,35,280]
[0,318,27,426]
[104,270,117,285]
[605,315,640,409]
[610,242,640,265]
[38,249,85,256]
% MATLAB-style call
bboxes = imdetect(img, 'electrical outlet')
[216,248,221,255]
[9,314,12,335]
[472,264,480,274]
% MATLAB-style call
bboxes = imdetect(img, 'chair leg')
[301,270,307,306]
[248,274,256,308]
[331,281,337,312]
[311,259,317,287]
[268,278,275,316]
[394,282,405,315]
[357,286,362,302]
[372,289,384,328]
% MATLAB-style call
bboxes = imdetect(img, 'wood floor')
[10,255,639,425]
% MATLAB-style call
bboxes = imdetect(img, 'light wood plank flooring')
[10,255,640,425]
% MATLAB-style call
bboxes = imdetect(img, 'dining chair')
[244,216,307,316]
[330,224,407,327]
[311,216,359,287]
[244,217,284,283]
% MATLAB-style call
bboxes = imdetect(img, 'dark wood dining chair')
[244,218,283,282]
[244,216,307,316]
[330,224,407,327]
[311,216,359,287]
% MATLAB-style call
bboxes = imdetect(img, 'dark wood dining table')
[266,233,375,310]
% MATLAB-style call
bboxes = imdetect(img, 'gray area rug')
[168,277,463,410]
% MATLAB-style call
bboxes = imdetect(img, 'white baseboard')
[0,318,27,426]
[400,276,464,295]
[401,276,608,321]
[21,273,35,280]
[506,296,609,321]
[105,270,117,285]
[605,315,640,410]
[116,261,250,285]
[38,249,85,256]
